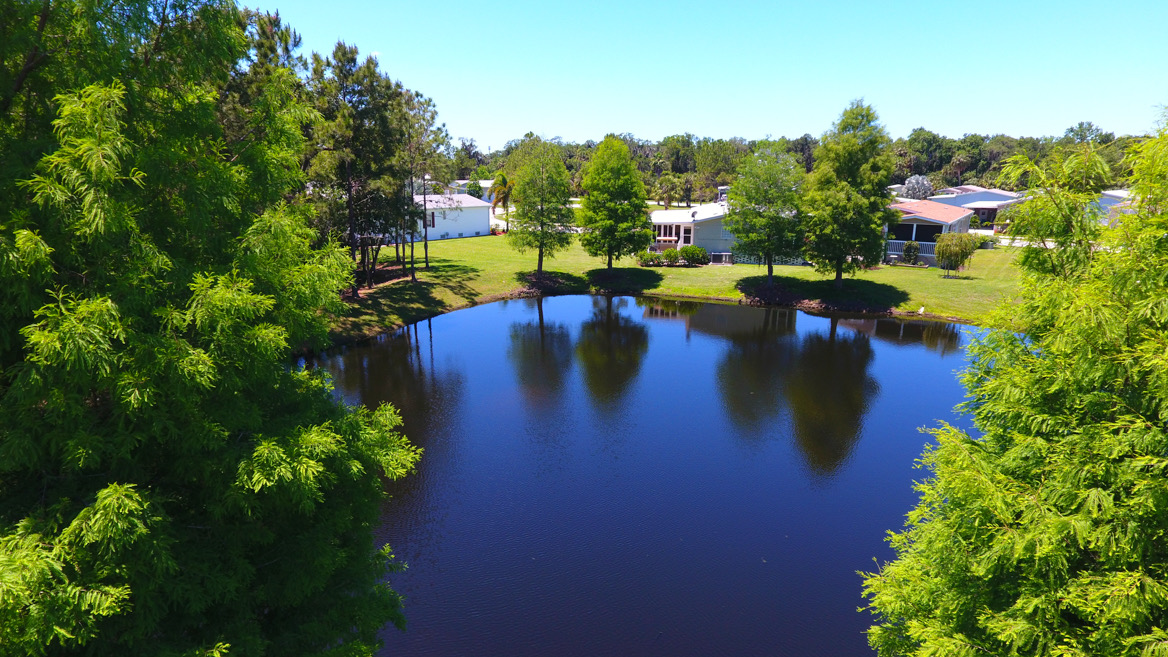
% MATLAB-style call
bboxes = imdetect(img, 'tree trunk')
[423,209,429,269]
[410,237,416,282]
[767,256,774,288]
[537,246,544,275]
[834,263,844,290]
[607,252,613,270]
[346,160,359,297]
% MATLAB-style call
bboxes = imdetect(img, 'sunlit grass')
[330,236,1021,344]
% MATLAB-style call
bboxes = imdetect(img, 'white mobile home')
[413,193,492,240]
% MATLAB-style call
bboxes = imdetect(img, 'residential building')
[413,193,492,240]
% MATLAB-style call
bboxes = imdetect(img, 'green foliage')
[803,101,898,288]
[725,147,804,285]
[305,42,409,288]
[863,120,1168,657]
[1,6,419,656]
[662,247,680,265]
[491,171,515,229]
[637,250,664,266]
[934,233,981,276]
[902,240,920,265]
[579,136,652,269]
[679,245,710,266]
[466,180,484,198]
[1000,144,1111,278]
[507,141,574,274]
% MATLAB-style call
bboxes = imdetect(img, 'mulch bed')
[741,285,895,316]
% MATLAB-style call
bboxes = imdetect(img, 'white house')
[649,201,736,259]
[449,179,496,204]
[886,199,975,261]
[413,193,492,240]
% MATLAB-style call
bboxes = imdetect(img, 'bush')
[679,245,710,266]
[934,232,981,277]
[903,240,920,265]
[637,250,664,266]
[663,248,681,265]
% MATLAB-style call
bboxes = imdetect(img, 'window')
[721,225,733,239]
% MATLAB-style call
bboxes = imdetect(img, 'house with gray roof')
[649,201,736,259]
[928,188,1023,228]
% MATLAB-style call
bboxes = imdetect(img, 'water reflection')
[786,318,879,476]
[306,322,464,452]
[710,306,800,434]
[507,297,574,411]
[575,296,649,409]
[839,317,963,356]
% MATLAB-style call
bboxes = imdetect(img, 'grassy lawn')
[331,236,1021,344]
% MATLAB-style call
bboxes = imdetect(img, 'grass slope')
[331,235,1020,344]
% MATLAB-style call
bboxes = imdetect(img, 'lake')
[307,295,971,656]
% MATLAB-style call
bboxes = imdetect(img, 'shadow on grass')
[736,275,910,312]
[514,270,590,294]
[421,258,482,304]
[585,267,665,294]
[332,278,454,344]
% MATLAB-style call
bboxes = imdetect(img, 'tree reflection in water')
[508,297,574,411]
[715,307,800,435]
[306,321,463,453]
[786,318,879,476]
[575,295,649,409]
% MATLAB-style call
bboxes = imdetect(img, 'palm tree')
[492,172,516,231]
[658,173,681,209]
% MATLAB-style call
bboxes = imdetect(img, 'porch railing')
[886,240,936,256]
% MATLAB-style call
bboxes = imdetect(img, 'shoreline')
[326,280,975,350]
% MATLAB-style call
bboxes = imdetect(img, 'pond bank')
[327,237,1020,347]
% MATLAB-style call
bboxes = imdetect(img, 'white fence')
[886,240,936,256]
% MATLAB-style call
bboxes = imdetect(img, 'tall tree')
[578,135,651,269]
[398,90,448,271]
[507,141,574,274]
[306,43,404,293]
[0,4,419,655]
[803,101,898,289]
[724,146,805,286]
[863,121,1168,657]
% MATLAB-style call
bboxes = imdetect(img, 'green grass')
[331,236,1022,344]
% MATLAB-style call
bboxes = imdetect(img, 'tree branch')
[0,0,53,117]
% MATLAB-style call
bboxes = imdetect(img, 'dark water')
[307,295,970,656]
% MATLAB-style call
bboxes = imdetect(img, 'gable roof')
[928,189,1021,209]
[890,199,974,224]
[413,193,492,209]
[650,202,727,225]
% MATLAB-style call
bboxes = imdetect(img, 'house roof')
[936,184,986,195]
[928,190,1021,209]
[890,199,974,224]
[650,202,727,225]
[413,193,492,209]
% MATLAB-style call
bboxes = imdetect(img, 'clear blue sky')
[254,0,1168,152]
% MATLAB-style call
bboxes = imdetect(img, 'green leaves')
[864,124,1168,656]
[579,136,651,268]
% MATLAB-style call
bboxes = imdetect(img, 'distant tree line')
[458,121,1142,212]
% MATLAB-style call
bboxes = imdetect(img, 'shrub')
[679,245,710,266]
[970,216,982,229]
[934,232,981,277]
[637,250,664,266]
[903,240,920,265]
[663,248,681,265]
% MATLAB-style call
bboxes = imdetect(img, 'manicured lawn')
[330,236,1021,344]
